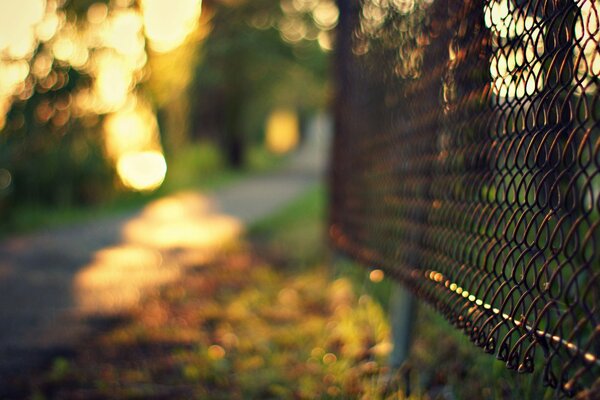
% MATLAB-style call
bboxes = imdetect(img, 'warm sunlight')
[103,100,160,159]
[117,150,167,191]
[575,0,600,93]
[74,191,243,314]
[0,0,60,128]
[93,51,133,110]
[103,99,167,191]
[485,0,544,98]
[82,8,147,113]
[312,0,339,30]
[266,109,300,154]
[141,0,203,53]
[0,0,47,59]
[123,193,242,249]
[142,193,213,220]
[74,245,177,314]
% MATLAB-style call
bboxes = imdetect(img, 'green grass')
[249,186,326,267]
[409,303,556,400]
[332,261,560,399]
[249,185,324,234]
[2,142,285,236]
[331,258,559,399]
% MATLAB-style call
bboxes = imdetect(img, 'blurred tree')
[1,72,108,206]
[144,5,209,156]
[0,0,153,225]
[0,1,116,221]
[192,0,331,168]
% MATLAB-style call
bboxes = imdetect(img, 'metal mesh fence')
[329,0,600,396]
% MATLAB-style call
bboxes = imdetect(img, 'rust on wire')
[330,0,600,396]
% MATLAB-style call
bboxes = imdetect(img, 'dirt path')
[0,122,330,387]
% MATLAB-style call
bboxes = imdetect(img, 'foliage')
[0,65,114,213]
[249,186,326,266]
[0,1,124,218]
[191,0,330,167]
[408,304,555,400]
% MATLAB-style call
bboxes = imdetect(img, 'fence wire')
[330,0,600,396]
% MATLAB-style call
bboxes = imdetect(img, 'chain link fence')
[330,0,600,396]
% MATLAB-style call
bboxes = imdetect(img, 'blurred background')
[4,1,596,398]
[0,0,335,233]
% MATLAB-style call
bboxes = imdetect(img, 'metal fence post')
[388,282,416,369]
[380,282,417,397]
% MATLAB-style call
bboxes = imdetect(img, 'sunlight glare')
[103,9,145,58]
[87,2,108,25]
[79,8,147,113]
[0,61,30,96]
[93,51,133,111]
[117,150,167,191]
[35,7,61,42]
[103,100,160,159]
[574,0,600,93]
[0,0,46,59]
[103,99,167,192]
[484,0,511,37]
[485,0,545,98]
[0,0,61,126]
[312,1,339,30]
[141,0,202,53]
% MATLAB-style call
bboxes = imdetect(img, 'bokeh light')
[0,0,62,129]
[117,151,167,192]
[312,1,339,30]
[484,0,545,99]
[103,100,159,159]
[574,0,600,94]
[369,269,384,283]
[141,0,203,53]
[278,0,338,48]
[103,99,167,191]
[0,0,47,59]
[266,108,300,154]
[0,168,11,190]
[122,192,242,249]
[0,0,180,193]
[93,51,133,111]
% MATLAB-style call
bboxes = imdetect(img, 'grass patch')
[249,186,325,267]
[332,259,558,399]
[407,303,556,400]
